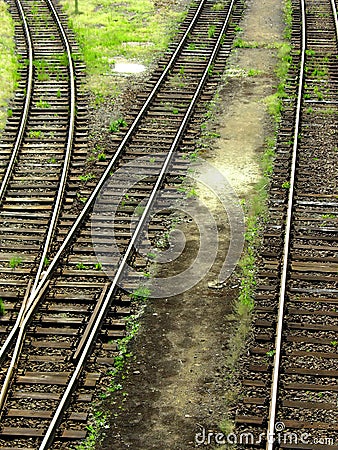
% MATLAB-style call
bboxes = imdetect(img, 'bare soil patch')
[95,0,284,448]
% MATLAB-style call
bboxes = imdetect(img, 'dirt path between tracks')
[97,0,284,448]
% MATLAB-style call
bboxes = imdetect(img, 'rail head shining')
[331,0,338,41]
[266,0,306,448]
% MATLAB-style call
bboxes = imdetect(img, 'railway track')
[0,0,245,447]
[235,0,338,448]
[0,0,86,340]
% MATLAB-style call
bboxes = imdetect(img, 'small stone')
[208,280,224,289]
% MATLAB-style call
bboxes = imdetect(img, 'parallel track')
[235,0,338,448]
[0,0,245,447]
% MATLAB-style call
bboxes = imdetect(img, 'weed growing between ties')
[0,298,5,316]
[0,1,19,131]
[60,0,186,95]
[109,117,127,133]
[9,256,23,269]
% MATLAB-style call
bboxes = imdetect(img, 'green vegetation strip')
[0,0,19,130]
[60,0,186,94]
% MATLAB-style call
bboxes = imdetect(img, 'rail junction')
[0,0,245,447]
[0,0,337,448]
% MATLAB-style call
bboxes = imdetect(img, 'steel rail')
[331,0,338,40]
[0,0,34,203]
[0,0,77,360]
[266,0,306,448]
[39,2,236,447]
[0,281,30,413]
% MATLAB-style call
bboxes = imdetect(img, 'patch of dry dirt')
[97,0,284,448]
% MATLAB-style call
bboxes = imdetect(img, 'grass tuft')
[0,298,5,316]
[0,1,19,131]
[9,256,22,269]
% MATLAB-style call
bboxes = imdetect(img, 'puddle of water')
[112,58,146,74]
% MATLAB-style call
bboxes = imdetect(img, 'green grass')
[311,67,327,79]
[275,43,291,79]
[0,1,19,131]
[130,286,151,302]
[109,117,127,133]
[76,262,89,270]
[313,85,324,101]
[305,49,315,57]
[247,68,262,77]
[97,152,107,161]
[33,59,50,81]
[28,130,43,139]
[263,43,291,122]
[9,256,22,269]
[233,38,259,48]
[78,173,96,182]
[284,0,292,39]
[212,2,224,11]
[35,98,50,108]
[60,0,185,94]
[208,25,216,38]
[187,42,196,50]
[0,298,5,316]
